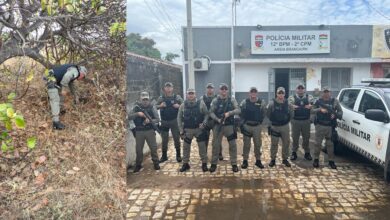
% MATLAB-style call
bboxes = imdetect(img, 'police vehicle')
[336,78,390,181]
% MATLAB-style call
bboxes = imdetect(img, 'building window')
[289,68,306,94]
[321,68,351,91]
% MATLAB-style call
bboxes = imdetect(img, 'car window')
[358,90,386,113]
[339,89,360,110]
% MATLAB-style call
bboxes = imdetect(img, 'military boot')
[219,152,224,161]
[176,149,182,162]
[255,160,264,169]
[53,121,65,130]
[159,151,168,163]
[282,159,291,167]
[133,165,142,173]
[329,161,337,169]
[209,164,217,173]
[232,165,239,172]
[241,160,248,169]
[153,163,160,170]
[304,153,313,161]
[180,163,190,172]
[269,159,276,167]
[313,159,319,168]
[202,163,208,172]
[290,152,297,160]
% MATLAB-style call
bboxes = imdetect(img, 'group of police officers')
[129,81,342,173]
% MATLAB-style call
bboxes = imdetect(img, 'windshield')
[384,93,390,111]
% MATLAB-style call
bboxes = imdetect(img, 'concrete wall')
[126,52,183,167]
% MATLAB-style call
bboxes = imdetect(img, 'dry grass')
[0,61,127,219]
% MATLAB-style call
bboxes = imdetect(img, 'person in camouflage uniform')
[240,87,266,169]
[177,88,209,172]
[156,82,184,163]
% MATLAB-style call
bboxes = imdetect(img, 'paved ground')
[127,128,390,220]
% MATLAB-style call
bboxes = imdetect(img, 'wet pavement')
[127,128,390,220]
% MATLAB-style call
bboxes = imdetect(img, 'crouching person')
[178,88,209,172]
[128,91,160,173]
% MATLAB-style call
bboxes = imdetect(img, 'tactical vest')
[133,104,155,129]
[51,64,80,85]
[214,97,234,125]
[243,98,264,123]
[203,94,215,110]
[270,99,290,126]
[293,94,310,120]
[183,100,204,129]
[315,98,335,126]
[160,94,179,121]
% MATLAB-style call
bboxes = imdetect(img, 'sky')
[127,0,390,64]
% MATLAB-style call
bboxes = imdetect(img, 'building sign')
[372,25,390,58]
[251,30,330,54]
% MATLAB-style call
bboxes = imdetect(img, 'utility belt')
[316,120,332,127]
[135,126,153,131]
[293,117,310,121]
[246,121,261,126]
[271,121,289,126]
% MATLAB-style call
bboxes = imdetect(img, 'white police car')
[336,78,390,181]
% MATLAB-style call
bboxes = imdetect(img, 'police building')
[182,25,390,102]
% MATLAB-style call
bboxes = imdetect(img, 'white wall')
[234,63,371,92]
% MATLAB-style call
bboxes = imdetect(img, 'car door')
[353,89,390,163]
[337,88,362,148]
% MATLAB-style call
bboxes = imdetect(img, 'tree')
[0,0,126,68]
[127,33,161,59]
[164,52,179,62]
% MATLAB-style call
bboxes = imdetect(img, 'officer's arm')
[60,69,76,88]
[288,95,294,105]
[289,103,295,118]
[155,96,163,109]
[229,97,241,116]
[311,100,321,114]
[151,106,160,124]
[177,104,185,133]
[239,99,246,118]
[128,106,139,121]
[209,98,219,121]
[261,100,267,119]
[68,81,78,101]
[266,102,272,120]
[334,99,343,119]
[176,95,184,104]
[200,101,209,123]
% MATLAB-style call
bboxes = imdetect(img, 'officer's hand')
[224,112,230,118]
[320,108,328,113]
[137,112,145,117]
[61,90,68,96]
[144,118,150,124]
[199,122,205,129]
[173,103,180,108]
[159,102,166,108]
[305,104,312,109]
[330,114,335,119]
[180,132,185,140]
[293,105,299,109]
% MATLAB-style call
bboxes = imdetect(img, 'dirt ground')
[0,61,127,219]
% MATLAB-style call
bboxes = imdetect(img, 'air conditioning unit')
[193,58,209,71]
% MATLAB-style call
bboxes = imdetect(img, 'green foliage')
[164,52,179,62]
[0,93,36,152]
[127,33,162,60]
[110,22,126,36]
